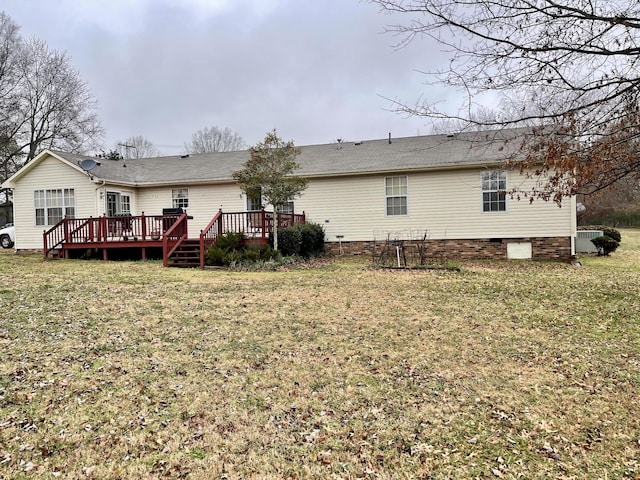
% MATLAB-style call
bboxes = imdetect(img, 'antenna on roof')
[118,143,136,167]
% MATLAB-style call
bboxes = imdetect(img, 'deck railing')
[162,213,189,267]
[198,209,306,268]
[44,213,181,259]
[43,209,306,266]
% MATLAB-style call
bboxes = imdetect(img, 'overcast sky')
[3,0,458,155]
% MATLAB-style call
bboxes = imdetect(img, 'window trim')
[246,188,262,211]
[106,191,132,216]
[481,170,508,213]
[385,175,408,216]
[34,188,76,226]
[279,198,295,215]
[172,188,189,209]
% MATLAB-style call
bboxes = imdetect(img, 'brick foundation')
[325,237,573,262]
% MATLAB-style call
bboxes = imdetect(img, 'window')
[385,176,407,216]
[279,199,294,214]
[482,170,507,212]
[172,188,189,209]
[246,189,262,211]
[106,192,131,216]
[120,194,131,214]
[34,189,75,226]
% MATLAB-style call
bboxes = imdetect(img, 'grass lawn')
[1,231,639,479]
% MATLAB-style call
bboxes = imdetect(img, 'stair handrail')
[199,209,223,268]
[162,213,189,267]
[43,218,68,259]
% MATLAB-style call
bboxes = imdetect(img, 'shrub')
[206,246,225,266]
[215,231,244,251]
[244,244,274,262]
[579,225,622,243]
[275,227,303,256]
[591,235,620,256]
[273,223,325,258]
[222,249,243,265]
[298,223,325,258]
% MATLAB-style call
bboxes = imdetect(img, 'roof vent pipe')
[388,132,392,144]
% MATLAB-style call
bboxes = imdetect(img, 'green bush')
[215,231,244,251]
[222,249,243,265]
[275,227,303,256]
[272,223,325,258]
[579,225,622,243]
[244,244,274,262]
[205,246,225,266]
[298,223,325,257]
[591,235,620,256]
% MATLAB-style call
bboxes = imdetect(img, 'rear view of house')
[2,129,576,264]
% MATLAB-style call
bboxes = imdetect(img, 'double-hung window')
[385,176,408,216]
[279,198,294,214]
[34,188,75,226]
[482,170,507,212]
[172,188,189,209]
[246,188,262,211]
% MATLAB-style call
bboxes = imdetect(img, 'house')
[2,129,577,264]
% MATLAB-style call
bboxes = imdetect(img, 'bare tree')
[116,135,160,159]
[0,13,21,124]
[0,13,102,163]
[185,126,245,154]
[1,12,102,210]
[16,38,103,161]
[0,13,22,207]
[371,0,640,199]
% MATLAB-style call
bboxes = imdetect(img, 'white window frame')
[481,170,507,213]
[172,188,189,209]
[279,198,294,214]
[34,188,75,226]
[385,176,408,216]
[246,189,262,211]
[106,191,132,216]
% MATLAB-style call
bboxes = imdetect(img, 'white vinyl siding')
[34,188,75,226]
[137,183,246,238]
[10,154,98,249]
[295,170,574,243]
[385,176,407,216]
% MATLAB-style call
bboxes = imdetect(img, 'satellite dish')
[79,159,99,172]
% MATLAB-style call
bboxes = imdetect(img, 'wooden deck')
[44,210,306,268]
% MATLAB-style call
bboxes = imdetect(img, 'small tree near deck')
[232,130,308,252]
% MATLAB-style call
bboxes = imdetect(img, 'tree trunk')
[272,205,279,252]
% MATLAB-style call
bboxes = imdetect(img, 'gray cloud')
[4,0,456,154]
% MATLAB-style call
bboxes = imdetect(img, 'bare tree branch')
[371,0,640,198]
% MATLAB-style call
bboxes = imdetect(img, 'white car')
[0,223,15,249]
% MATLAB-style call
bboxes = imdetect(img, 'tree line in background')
[98,127,246,160]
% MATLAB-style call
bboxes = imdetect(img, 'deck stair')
[166,238,200,267]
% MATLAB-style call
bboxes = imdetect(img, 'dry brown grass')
[1,232,640,479]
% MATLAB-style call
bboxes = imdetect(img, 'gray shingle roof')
[55,129,526,186]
